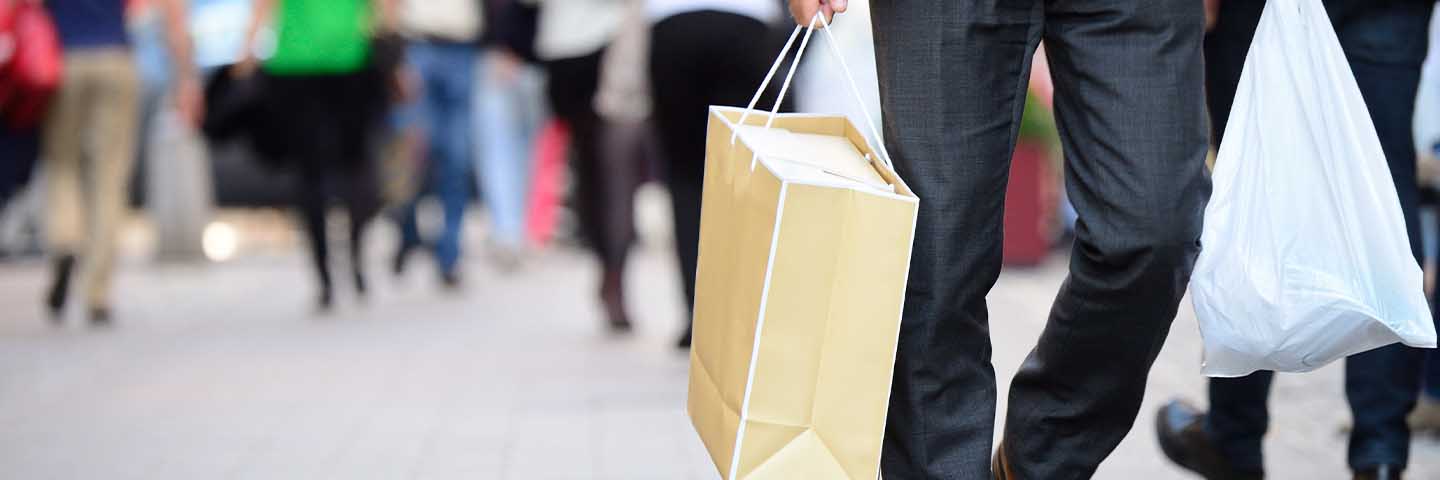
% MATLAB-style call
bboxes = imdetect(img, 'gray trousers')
[869,1,1210,478]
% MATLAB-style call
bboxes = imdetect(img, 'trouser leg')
[475,51,530,249]
[80,51,141,309]
[1205,373,1274,473]
[649,11,777,315]
[297,166,331,294]
[1002,1,1210,477]
[869,2,1043,477]
[1344,55,1426,470]
[42,53,94,259]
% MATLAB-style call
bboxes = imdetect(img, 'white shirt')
[401,0,484,42]
[535,0,627,61]
[646,0,781,23]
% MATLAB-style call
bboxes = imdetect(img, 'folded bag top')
[687,14,919,480]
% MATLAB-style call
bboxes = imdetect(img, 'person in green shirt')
[266,0,371,74]
[238,0,396,310]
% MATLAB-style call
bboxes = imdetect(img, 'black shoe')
[675,326,692,349]
[600,272,632,334]
[317,287,334,312]
[88,307,112,328]
[1355,465,1403,480]
[439,270,462,291]
[604,306,633,334]
[605,312,633,334]
[354,269,368,298]
[45,255,76,320]
[1157,400,1263,480]
[391,244,414,277]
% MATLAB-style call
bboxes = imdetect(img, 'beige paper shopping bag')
[687,17,919,480]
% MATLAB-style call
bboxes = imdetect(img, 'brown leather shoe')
[1156,400,1263,480]
[992,442,1015,480]
[44,254,76,322]
[1354,464,1403,480]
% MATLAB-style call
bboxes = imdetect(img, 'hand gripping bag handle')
[731,12,895,171]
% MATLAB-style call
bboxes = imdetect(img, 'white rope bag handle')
[730,12,895,172]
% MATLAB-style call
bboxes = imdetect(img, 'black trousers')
[547,50,637,271]
[870,1,1211,478]
[267,74,383,296]
[648,10,788,314]
[1203,0,1435,472]
[0,126,39,206]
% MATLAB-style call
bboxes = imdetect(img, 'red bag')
[0,0,63,129]
[1002,142,1056,266]
[525,119,569,248]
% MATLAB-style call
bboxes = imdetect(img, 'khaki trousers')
[42,48,140,309]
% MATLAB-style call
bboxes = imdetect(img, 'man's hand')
[156,0,203,127]
[789,0,847,27]
[233,53,259,79]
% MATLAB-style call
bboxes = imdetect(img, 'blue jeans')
[397,42,476,274]
[1428,345,1440,400]
[1202,0,1432,472]
[1208,345,1428,472]
[474,50,544,249]
[1430,213,1440,399]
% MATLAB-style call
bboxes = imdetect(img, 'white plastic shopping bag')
[1190,0,1437,377]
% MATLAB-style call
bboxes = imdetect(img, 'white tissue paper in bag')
[1189,0,1437,377]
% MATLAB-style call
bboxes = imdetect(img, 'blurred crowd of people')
[0,0,804,348]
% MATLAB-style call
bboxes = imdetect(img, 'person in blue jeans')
[1414,280,1440,430]
[392,0,486,287]
[1157,1,1435,479]
[475,0,545,268]
[1416,179,1440,430]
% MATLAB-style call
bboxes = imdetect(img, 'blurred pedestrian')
[535,0,632,331]
[1416,333,1440,432]
[239,0,393,310]
[586,0,661,333]
[1416,274,1440,431]
[390,0,486,288]
[1157,2,1435,479]
[41,0,200,325]
[130,0,175,175]
[1411,10,1440,437]
[790,0,1211,477]
[648,0,784,347]
[475,0,545,269]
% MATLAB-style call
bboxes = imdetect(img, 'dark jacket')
[487,0,540,62]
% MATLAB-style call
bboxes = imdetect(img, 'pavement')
[0,201,1437,479]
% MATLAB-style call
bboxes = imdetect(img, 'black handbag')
[201,66,289,168]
